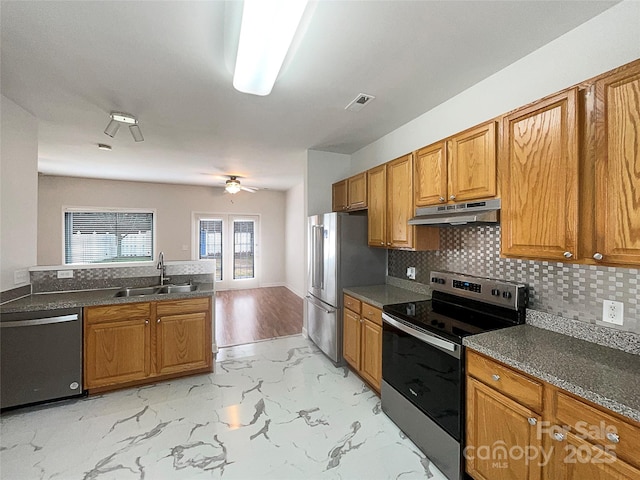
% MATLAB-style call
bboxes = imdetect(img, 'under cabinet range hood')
[408,199,501,226]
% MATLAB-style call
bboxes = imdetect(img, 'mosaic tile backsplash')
[31,261,216,293]
[388,225,640,334]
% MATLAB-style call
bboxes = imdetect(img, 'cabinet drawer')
[361,302,382,326]
[555,391,640,470]
[156,297,210,316]
[343,294,361,314]
[85,302,151,324]
[467,350,543,412]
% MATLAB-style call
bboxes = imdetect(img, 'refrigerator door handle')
[306,295,336,314]
[311,225,324,289]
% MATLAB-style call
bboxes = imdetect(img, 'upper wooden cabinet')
[501,88,580,261]
[332,172,368,212]
[332,179,348,212]
[593,62,640,266]
[415,121,497,207]
[368,155,439,250]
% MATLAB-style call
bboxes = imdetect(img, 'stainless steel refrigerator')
[306,212,386,364]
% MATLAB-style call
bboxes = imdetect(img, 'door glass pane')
[233,220,254,279]
[199,219,223,281]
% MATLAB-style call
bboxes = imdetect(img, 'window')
[64,209,154,264]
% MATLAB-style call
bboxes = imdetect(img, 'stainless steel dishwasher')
[1,307,84,409]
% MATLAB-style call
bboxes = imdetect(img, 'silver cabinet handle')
[449,195,456,200]
[1,314,79,328]
[387,242,391,246]
[606,432,620,444]
[528,417,537,426]
[492,374,500,381]
[380,242,384,245]
[145,319,149,325]
[593,252,603,261]
[439,196,445,202]
[563,251,573,259]
[553,432,566,441]
[157,319,160,323]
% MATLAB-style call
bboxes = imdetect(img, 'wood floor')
[215,287,303,347]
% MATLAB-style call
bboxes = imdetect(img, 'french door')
[193,214,259,290]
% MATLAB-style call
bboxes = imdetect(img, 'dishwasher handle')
[0,314,79,328]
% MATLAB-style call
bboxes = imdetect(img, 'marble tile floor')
[0,335,448,480]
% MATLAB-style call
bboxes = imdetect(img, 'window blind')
[64,211,154,264]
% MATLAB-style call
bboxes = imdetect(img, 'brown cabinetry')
[342,294,382,392]
[332,172,367,212]
[501,88,580,261]
[415,121,497,207]
[466,349,640,480]
[84,296,213,392]
[367,155,439,250]
[593,62,640,266]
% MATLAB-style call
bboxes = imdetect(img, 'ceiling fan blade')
[241,186,258,193]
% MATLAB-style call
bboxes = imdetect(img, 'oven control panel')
[430,271,527,310]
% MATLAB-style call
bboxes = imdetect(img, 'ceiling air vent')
[345,93,376,112]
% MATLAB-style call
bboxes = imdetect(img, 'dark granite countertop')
[463,325,640,423]
[0,283,215,314]
[343,284,430,309]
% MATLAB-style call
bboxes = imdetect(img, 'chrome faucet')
[156,251,169,285]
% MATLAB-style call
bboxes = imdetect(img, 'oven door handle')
[382,313,459,356]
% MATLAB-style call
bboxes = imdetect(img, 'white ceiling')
[1,0,618,191]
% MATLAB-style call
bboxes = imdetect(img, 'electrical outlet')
[13,269,28,285]
[406,266,416,280]
[602,300,624,326]
[57,270,74,279]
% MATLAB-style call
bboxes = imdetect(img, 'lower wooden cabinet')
[466,350,640,480]
[342,294,382,392]
[84,296,213,392]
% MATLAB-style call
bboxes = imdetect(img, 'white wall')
[351,0,640,172]
[38,176,287,287]
[305,149,351,216]
[284,181,305,297]
[1,96,38,292]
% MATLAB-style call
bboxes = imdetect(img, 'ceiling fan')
[222,176,258,194]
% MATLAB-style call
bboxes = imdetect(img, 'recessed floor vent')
[345,93,376,112]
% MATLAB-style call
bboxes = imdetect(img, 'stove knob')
[491,289,500,296]
[438,322,445,328]
[502,291,512,299]
[431,319,438,325]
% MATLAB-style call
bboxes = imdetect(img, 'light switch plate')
[57,270,74,279]
[602,300,624,326]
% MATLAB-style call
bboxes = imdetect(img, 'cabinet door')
[501,89,579,261]
[84,318,150,388]
[550,431,640,480]
[367,164,387,247]
[449,121,497,202]
[343,308,361,370]
[332,179,348,212]
[466,377,542,480]
[348,172,367,210]
[415,141,447,207]
[156,312,210,375]
[360,319,382,392]
[386,154,414,249]
[594,63,640,266]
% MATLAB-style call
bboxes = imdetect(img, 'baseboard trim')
[284,284,304,298]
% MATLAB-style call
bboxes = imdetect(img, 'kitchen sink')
[114,284,198,297]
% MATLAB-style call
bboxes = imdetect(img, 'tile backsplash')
[388,225,640,334]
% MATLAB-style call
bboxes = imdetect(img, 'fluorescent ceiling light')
[233,0,308,96]
[111,112,138,124]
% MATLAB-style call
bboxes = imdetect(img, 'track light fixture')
[103,112,144,142]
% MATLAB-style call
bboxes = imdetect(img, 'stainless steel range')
[381,271,527,480]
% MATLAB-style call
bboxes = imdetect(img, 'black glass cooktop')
[382,292,524,344]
